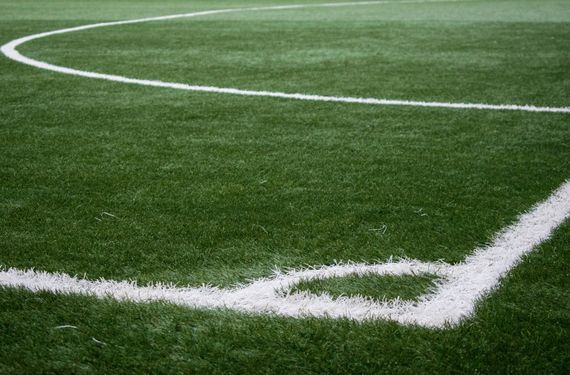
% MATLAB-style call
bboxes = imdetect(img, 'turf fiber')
[1,0,569,373]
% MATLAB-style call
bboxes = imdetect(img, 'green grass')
[1,0,569,372]
[1,223,569,374]
[291,273,439,301]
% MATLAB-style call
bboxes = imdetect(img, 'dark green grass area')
[1,223,568,374]
[1,0,569,372]
[1,0,569,286]
[2,77,567,286]
[291,273,438,301]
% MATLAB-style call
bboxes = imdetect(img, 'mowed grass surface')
[1,0,569,373]
[292,273,439,301]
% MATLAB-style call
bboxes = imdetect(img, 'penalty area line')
[0,0,569,113]
[1,179,569,328]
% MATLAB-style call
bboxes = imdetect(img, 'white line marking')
[1,0,569,113]
[2,179,569,328]
[54,325,78,330]
[1,0,569,328]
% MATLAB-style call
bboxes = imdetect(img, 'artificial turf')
[1,0,569,372]
[291,273,439,301]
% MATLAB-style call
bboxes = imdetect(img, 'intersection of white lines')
[1,0,569,328]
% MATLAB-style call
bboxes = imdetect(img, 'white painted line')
[1,0,569,113]
[2,179,569,328]
[1,0,569,328]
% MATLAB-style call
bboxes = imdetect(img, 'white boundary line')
[1,0,570,328]
[1,180,569,328]
[1,0,569,113]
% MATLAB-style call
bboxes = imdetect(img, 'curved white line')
[1,0,569,113]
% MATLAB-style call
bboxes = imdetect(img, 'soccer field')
[1,0,569,372]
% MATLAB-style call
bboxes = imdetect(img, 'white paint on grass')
[1,0,569,328]
[2,179,569,328]
[1,0,569,113]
